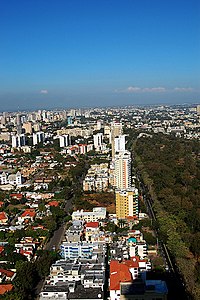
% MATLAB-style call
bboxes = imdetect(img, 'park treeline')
[133,133,200,299]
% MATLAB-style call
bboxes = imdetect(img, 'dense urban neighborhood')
[0,104,199,300]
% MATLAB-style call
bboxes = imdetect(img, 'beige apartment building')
[116,188,138,219]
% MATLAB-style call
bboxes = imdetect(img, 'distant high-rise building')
[16,113,22,134]
[23,122,33,134]
[76,109,82,116]
[115,188,139,219]
[0,172,7,185]
[114,150,131,189]
[69,109,76,117]
[104,125,111,138]
[59,135,71,147]
[78,144,87,155]
[28,113,36,122]
[85,111,90,118]
[46,111,53,122]
[0,171,23,186]
[67,116,73,125]
[33,131,44,145]
[3,112,7,118]
[42,110,47,121]
[33,123,41,132]
[21,115,27,123]
[96,120,102,131]
[0,132,11,141]
[93,133,103,149]
[197,105,200,115]
[35,111,42,121]
[12,134,26,148]
[16,171,22,185]
[0,116,6,126]
[16,114,21,126]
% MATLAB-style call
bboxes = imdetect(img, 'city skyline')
[0,0,200,110]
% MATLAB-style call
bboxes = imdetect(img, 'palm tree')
[118,219,127,228]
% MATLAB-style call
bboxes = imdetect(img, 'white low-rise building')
[0,171,23,186]
[72,207,106,222]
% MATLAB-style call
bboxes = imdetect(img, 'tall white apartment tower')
[114,135,126,153]
[96,120,102,131]
[12,136,18,148]
[114,150,131,189]
[12,134,26,148]
[111,122,123,157]
[93,133,103,149]
[33,131,45,145]
[59,135,71,147]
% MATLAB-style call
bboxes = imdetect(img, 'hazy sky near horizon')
[0,0,200,110]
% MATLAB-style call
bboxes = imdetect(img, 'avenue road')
[44,195,73,251]
[34,195,73,299]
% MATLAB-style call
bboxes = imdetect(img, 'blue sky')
[0,0,199,110]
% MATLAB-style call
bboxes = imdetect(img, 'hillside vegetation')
[133,133,200,299]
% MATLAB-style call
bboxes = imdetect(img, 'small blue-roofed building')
[128,237,137,243]
[120,277,168,300]
[128,235,148,259]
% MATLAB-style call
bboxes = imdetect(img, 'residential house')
[0,212,8,225]
[85,222,99,242]
[18,209,36,224]
[110,260,167,300]
[0,284,13,296]
[0,269,15,283]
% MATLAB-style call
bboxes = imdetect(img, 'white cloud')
[116,86,166,93]
[174,87,193,92]
[115,86,195,94]
[40,89,48,94]
[143,87,166,92]
[127,86,141,92]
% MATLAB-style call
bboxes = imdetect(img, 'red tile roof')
[32,225,45,230]
[86,222,99,228]
[0,269,14,278]
[48,201,59,207]
[20,249,32,255]
[10,193,23,199]
[0,284,13,295]
[127,216,138,220]
[21,209,35,218]
[110,260,132,291]
[70,146,79,150]
[0,212,7,221]
[0,246,4,254]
